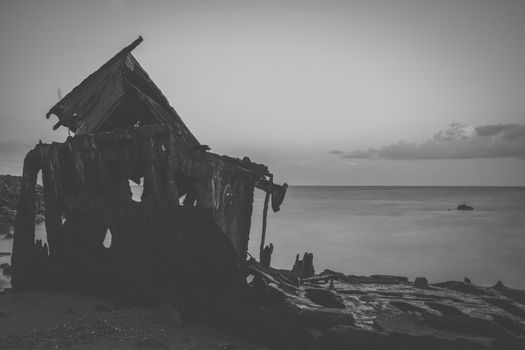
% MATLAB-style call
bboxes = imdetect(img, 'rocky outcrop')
[457,204,474,211]
[0,175,44,235]
[414,276,429,288]
[248,262,525,349]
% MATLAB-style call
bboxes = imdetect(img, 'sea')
[248,186,525,289]
[2,186,525,290]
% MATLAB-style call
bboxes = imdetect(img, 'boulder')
[457,204,474,211]
[0,263,11,277]
[414,277,429,289]
[370,275,409,284]
[0,175,45,233]
[305,287,345,309]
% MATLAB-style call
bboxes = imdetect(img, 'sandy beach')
[0,291,266,350]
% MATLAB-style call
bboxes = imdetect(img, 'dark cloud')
[475,124,519,137]
[501,125,525,141]
[337,123,525,160]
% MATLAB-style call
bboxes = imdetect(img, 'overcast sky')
[1,0,524,185]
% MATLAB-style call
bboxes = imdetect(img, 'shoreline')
[3,173,525,348]
[2,270,525,349]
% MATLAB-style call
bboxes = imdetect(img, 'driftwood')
[260,243,273,268]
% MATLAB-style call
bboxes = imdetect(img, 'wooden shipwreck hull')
[11,125,282,295]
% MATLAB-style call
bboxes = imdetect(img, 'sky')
[1,0,524,185]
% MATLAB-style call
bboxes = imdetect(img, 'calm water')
[2,186,524,290]
[249,186,525,289]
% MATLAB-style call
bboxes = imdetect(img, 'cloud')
[337,123,525,160]
[475,124,519,137]
[329,150,344,155]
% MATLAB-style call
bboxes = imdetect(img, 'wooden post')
[259,175,273,262]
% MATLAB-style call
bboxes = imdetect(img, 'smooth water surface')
[249,186,525,288]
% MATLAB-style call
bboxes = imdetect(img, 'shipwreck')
[12,36,287,299]
[10,37,525,349]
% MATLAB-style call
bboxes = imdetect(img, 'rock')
[457,204,474,211]
[433,281,492,296]
[414,277,429,289]
[0,263,11,277]
[305,287,346,309]
[370,275,409,284]
[252,276,287,306]
[3,232,13,239]
[298,307,355,328]
[0,175,45,233]
[492,281,525,305]
[319,269,346,279]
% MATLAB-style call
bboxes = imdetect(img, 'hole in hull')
[35,171,48,249]
[129,177,144,202]
[103,229,112,248]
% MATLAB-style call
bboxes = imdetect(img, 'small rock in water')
[414,277,429,289]
[457,204,474,211]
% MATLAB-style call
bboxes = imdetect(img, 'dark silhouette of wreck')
[12,37,287,309]
[14,37,524,350]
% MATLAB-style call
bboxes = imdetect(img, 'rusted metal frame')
[259,175,273,261]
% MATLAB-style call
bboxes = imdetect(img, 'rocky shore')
[1,268,524,349]
[0,175,44,235]
[245,259,525,349]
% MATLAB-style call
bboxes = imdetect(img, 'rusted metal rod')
[259,175,273,261]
